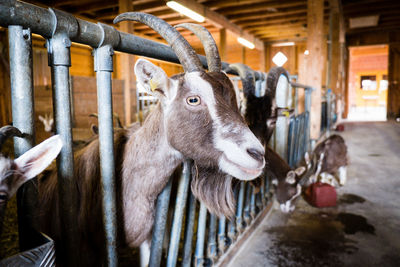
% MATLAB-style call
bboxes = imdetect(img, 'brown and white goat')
[37,13,265,266]
[0,126,62,237]
[265,147,306,213]
[306,134,348,186]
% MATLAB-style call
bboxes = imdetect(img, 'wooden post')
[242,46,246,64]
[118,0,135,125]
[329,11,340,95]
[219,29,227,61]
[305,0,325,139]
[261,43,270,72]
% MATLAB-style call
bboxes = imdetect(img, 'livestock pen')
[0,1,314,266]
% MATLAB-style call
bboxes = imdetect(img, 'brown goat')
[0,126,62,237]
[307,134,348,186]
[37,13,264,266]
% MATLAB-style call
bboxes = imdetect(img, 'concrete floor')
[228,122,400,267]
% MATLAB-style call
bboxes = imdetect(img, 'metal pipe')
[207,214,218,263]
[243,183,251,226]
[46,16,79,264]
[149,178,172,267]
[8,25,37,251]
[236,182,245,234]
[287,117,295,168]
[94,43,118,266]
[217,216,227,254]
[250,187,256,220]
[0,0,271,79]
[167,160,192,267]
[182,191,197,267]
[194,203,208,267]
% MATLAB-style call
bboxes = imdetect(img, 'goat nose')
[247,148,264,162]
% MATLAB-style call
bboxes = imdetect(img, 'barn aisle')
[228,122,400,267]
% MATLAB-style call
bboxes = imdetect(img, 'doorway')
[347,45,388,121]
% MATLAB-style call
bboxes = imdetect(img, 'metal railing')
[0,1,313,266]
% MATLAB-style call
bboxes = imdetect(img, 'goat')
[174,24,295,218]
[265,146,306,213]
[38,114,54,133]
[37,13,265,266]
[306,134,348,186]
[0,126,62,237]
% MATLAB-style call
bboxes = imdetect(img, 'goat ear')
[285,171,296,184]
[294,166,306,177]
[14,135,63,180]
[135,59,170,99]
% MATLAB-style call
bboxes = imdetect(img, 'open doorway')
[347,45,388,121]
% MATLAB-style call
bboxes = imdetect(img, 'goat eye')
[186,96,201,106]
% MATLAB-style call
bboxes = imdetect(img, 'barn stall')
[0,0,399,266]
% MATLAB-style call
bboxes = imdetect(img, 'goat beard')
[191,163,236,219]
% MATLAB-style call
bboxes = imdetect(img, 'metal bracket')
[93,23,120,72]
[46,8,78,67]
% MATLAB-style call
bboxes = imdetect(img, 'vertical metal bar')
[94,44,118,266]
[227,217,236,245]
[305,89,312,151]
[8,25,37,251]
[207,214,218,264]
[243,183,251,226]
[182,191,197,267]
[167,160,192,267]
[260,176,266,207]
[217,216,227,254]
[194,203,208,267]
[47,32,79,266]
[287,117,295,168]
[250,187,256,219]
[149,179,172,267]
[236,182,245,234]
[326,89,331,133]
[293,116,300,166]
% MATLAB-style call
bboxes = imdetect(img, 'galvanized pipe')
[8,25,37,251]
[46,21,79,265]
[93,43,118,266]
[207,214,218,263]
[243,183,251,226]
[182,191,197,267]
[0,0,260,77]
[194,203,208,267]
[250,187,256,219]
[235,182,245,234]
[217,216,227,254]
[149,179,172,267]
[167,160,192,267]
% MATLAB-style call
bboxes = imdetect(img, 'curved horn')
[175,23,221,72]
[114,12,202,73]
[229,63,255,98]
[0,126,24,149]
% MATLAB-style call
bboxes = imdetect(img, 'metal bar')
[243,183,251,226]
[235,182,245,234]
[217,216,227,254]
[94,44,118,266]
[182,191,197,267]
[287,117,295,168]
[167,160,192,267]
[250,187,256,220]
[149,178,172,267]
[207,214,217,264]
[0,0,268,79]
[8,25,37,251]
[194,203,208,267]
[47,28,79,266]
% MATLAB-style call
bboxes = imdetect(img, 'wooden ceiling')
[24,0,400,47]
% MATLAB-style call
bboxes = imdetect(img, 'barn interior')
[0,0,399,266]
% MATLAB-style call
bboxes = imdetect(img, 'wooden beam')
[305,0,325,140]
[118,0,135,125]
[219,28,227,61]
[199,0,277,9]
[170,0,264,50]
[234,11,308,25]
[218,0,307,16]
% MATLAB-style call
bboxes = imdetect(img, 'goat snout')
[246,148,264,162]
